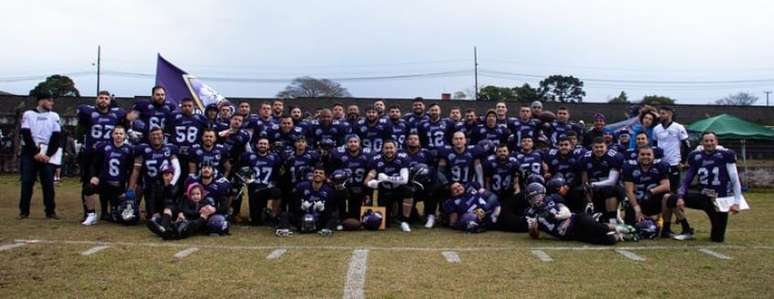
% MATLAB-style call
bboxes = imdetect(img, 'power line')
[478,69,774,85]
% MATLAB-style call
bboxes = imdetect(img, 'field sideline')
[1,176,772,298]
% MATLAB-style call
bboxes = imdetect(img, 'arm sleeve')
[170,157,181,185]
[680,140,691,164]
[45,131,62,156]
[20,128,38,154]
[726,163,743,204]
[475,161,484,187]
[386,168,409,186]
[591,169,620,187]
[678,166,697,197]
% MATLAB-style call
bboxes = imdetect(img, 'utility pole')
[765,90,771,107]
[96,45,101,95]
[474,46,479,101]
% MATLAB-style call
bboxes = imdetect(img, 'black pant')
[339,186,364,220]
[571,213,616,245]
[378,185,413,224]
[19,152,56,216]
[682,193,729,242]
[667,166,681,194]
[247,185,281,225]
[494,211,529,232]
[143,180,166,219]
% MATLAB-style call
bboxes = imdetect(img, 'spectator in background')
[628,107,659,150]
[374,99,386,117]
[582,113,610,149]
[530,101,543,116]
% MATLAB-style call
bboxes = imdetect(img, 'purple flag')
[155,54,226,110]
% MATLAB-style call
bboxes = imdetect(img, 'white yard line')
[441,251,461,263]
[10,239,774,252]
[530,250,553,262]
[266,249,287,260]
[174,247,199,259]
[0,243,26,251]
[342,249,369,299]
[615,249,645,261]
[80,245,109,256]
[698,248,732,260]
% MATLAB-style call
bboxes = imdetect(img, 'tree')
[29,74,80,98]
[641,95,676,106]
[538,75,585,103]
[514,83,541,103]
[608,91,629,104]
[478,85,515,101]
[452,91,468,99]
[714,92,758,106]
[276,76,351,98]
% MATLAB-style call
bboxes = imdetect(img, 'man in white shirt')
[652,106,689,193]
[19,92,62,219]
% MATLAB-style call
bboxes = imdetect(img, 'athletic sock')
[662,222,671,232]
[679,219,691,232]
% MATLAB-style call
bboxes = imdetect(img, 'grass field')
[1,176,772,298]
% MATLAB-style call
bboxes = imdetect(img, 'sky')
[2,0,774,104]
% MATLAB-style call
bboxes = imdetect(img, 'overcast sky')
[2,0,774,104]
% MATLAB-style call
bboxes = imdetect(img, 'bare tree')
[714,92,758,106]
[277,76,351,98]
[452,91,468,99]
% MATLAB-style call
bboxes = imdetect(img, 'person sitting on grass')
[443,182,501,233]
[526,179,637,245]
[148,180,219,240]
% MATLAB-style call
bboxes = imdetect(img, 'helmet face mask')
[525,183,547,208]
[301,213,317,233]
[636,219,658,239]
[410,163,431,190]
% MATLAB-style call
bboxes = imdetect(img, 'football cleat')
[81,213,98,226]
[424,215,435,229]
[400,222,411,232]
[318,228,333,237]
[275,228,293,237]
[672,228,695,241]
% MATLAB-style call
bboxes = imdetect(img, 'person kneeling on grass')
[275,165,339,237]
[148,182,226,240]
[526,179,637,245]
[442,182,501,233]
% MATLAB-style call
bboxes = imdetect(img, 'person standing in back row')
[18,92,62,219]
[652,106,689,193]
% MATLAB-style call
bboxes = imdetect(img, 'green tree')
[641,95,676,106]
[478,85,515,101]
[514,83,541,103]
[29,74,80,98]
[608,91,629,104]
[538,75,585,103]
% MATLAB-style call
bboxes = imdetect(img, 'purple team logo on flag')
[155,54,226,111]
